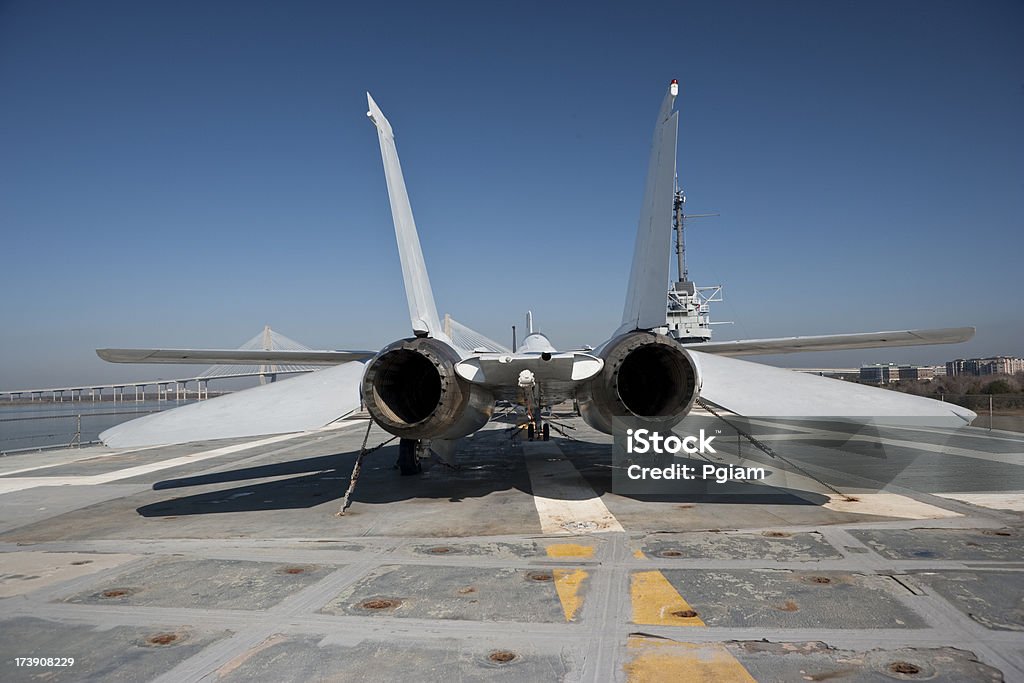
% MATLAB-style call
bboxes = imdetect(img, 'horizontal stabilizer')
[97,348,376,365]
[682,327,974,357]
[693,350,975,427]
[99,362,366,447]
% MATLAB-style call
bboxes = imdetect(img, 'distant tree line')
[890,372,1024,411]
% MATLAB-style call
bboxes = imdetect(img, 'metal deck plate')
[1,417,1022,681]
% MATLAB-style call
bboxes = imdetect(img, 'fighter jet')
[97,81,976,473]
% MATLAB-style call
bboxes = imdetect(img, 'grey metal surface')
[320,564,571,623]
[64,558,335,611]
[99,362,364,447]
[683,326,975,356]
[693,349,976,425]
[0,617,230,683]
[912,570,1024,631]
[0,416,1021,681]
[212,633,574,682]
[851,528,1022,561]
[639,530,843,561]
[652,568,928,628]
[689,640,1003,682]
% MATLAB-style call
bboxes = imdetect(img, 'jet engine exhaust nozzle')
[578,332,700,434]
[361,337,493,440]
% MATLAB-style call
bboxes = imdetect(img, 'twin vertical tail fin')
[369,83,679,341]
[366,93,449,343]
[618,80,680,334]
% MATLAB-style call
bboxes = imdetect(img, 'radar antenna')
[673,184,718,285]
[664,180,726,343]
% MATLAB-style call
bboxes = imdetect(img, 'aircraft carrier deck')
[1,413,1022,681]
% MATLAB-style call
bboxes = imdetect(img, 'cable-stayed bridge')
[1,317,509,404]
[0,326,321,403]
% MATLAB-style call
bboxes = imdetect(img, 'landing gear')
[526,421,551,441]
[397,438,422,475]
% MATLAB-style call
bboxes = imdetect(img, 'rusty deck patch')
[637,530,842,562]
[624,639,1003,683]
[642,569,927,628]
[319,563,586,623]
[850,528,1024,562]
[0,617,228,682]
[63,558,334,610]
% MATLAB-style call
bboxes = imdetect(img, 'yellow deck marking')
[545,543,594,558]
[625,638,756,683]
[544,545,591,621]
[552,568,587,621]
[633,549,646,559]
[631,570,705,626]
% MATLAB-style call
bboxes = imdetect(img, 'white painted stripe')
[0,420,369,495]
[823,493,961,519]
[701,444,962,520]
[522,441,624,534]
[86,431,320,483]
[742,419,1024,465]
[934,492,1024,512]
[0,444,168,477]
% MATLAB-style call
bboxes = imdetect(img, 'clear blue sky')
[2,1,1022,388]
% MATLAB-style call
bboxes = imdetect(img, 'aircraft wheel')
[397,438,422,476]
[527,423,535,441]
[543,423,550,441]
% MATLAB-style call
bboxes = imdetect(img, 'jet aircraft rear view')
[96,80,976,467]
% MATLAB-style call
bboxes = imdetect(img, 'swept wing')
[681,327,975,357]
[97,348,375,365]
[693,350,974,425]
[99,361,364,447]
[95,81,979,451]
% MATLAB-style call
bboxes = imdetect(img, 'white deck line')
[522,441,624,534]
[0,421,369,495]
[741,419,1024,465]
[933,492,1024,512]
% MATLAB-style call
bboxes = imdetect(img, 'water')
[0,400,199,454]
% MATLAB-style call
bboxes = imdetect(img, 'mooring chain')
[697,398,779,458]
[696,398,853,501]
[337,420,397,516]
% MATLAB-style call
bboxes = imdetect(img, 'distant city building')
[790,368,860,381]
[860,363,900,384]
[860,363,936,384]
[945,357,1024,377]
[985,357,1024,375]
[898,365,934,381]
